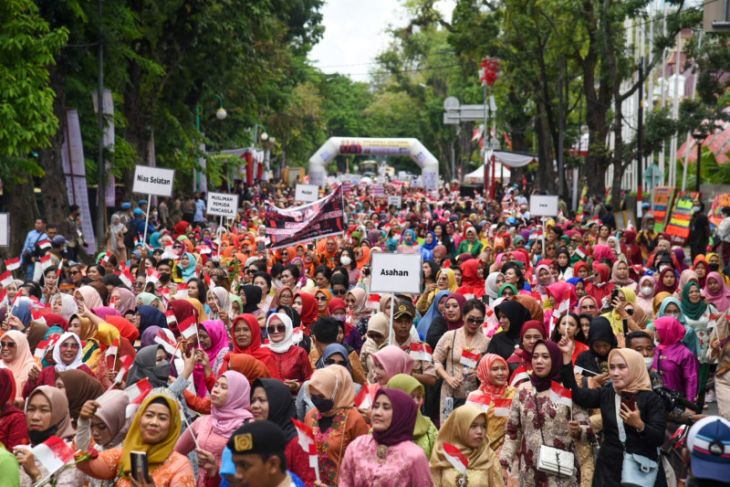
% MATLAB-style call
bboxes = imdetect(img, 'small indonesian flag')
[549,381,573,408]
[204,273,212,288]
[409,342,433,362]
[366,293,381,310]
[165,310,178,327]
[575,247,587,260]
[31,436,75,477]
[114,355,135,383]
[354,383,379,410]
[56,259,64,277]
[38,239,51,250]
[34,339,50,360]
[174,283,189,298]
[0,271,14,287]
[197,245,212,255]
[292,419,317,455]
[710,312,720,322]
[4,257,20,271]
[492,397,512,417]
[124,377,153,404]
[106,338,119,359]
[460,349,480,369]
[145,268,160,285]
[292,327,304,344]
[154,329,179,356]
[40,254,52,270]
[31,308,46,323]
[466,392,491,413]
[117,266,134,288]
[442,442,469,475]
[0,289,6,303]
[509,366,530,387]
[178,316,198,340]
[101,252,112,264]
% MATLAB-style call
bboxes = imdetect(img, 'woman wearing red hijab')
[294,291,319,335]
[455,258,486,298]
[221,314,281,379]
[585,262,614,307]
[0,369,29,449]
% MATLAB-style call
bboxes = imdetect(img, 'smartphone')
[621,393,637,411]
[130,451,153,483]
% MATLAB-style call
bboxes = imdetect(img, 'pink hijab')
[76,286,103,310]
[653,316,687,350]
[211,370,253,436]
[372,345,414,383]
[703,272,730,313]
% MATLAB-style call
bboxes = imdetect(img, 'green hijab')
[498,283,518,298]
[680,281,707,320]
[136,292,159,307]
[387,373,429,437]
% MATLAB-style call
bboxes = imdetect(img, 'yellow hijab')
[431,404,498,472]
[119,392,182,476]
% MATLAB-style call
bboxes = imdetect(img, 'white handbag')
[537,444,576,478]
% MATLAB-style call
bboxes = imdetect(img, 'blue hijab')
[318,343,351,371]
[416,290,450,340]
[137,304,167,335]
[181,252,197,281]
[11,299,32,328]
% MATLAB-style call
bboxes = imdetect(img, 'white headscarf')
[264,312,294,354]
[210,287,232,319]
[53,293,78,321]
[52,332,85,371]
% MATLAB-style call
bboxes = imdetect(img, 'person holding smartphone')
[559,340,666,486]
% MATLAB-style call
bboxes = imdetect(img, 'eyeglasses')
[333,289,346,296]
[325,359,346,366]
[267,325,286,334]
[316,296,328,302]
[467,316,484,324]
[0,341,15,349]
[246,269,255,275]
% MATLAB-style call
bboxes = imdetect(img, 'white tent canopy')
[464,162,510,183]
[463,150,535,183]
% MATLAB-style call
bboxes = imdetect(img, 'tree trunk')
[5,181,40,258]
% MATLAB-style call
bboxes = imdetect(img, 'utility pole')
[637,57,644,220]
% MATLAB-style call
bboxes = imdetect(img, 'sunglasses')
[333,289,346,296]
[466,316,484,324]
[325,359,346,366]
[267,325,286,334]
[0,341,15,349]
[316,296,328,302]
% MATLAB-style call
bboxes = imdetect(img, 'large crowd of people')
[0,179,729,487]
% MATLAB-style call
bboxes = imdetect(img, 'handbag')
[614,394,659,486]
[535,408,575,478]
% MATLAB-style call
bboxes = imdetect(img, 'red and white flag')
[292,327,304,344]
[101,252,113,264]
[40,254,52,270]
[460,350,480,369]
[113,355,135,383]
[116,266,134,288]
[442,442,469,475]
[154,329,178,357]
[124,377,153,404]
[509,366,530,388]
[0,271,14,287]
[145,268,160,285]
[466,392,491,413]
[165,310,178,327]
[31,308,46,323]
[34,339,51,361]
[0,289,6,303]
[492,397,512,417]
[30,436,75,477]
[409,342,433,362]
[106,338,119,360]
[38,239,51,250]
[178,316,198,340]
[549,381,572,408]
[197,245,212,255]
[354,383,379,410]
[4,257,20,271]
[56,259,64,278]
[292,419,321,481]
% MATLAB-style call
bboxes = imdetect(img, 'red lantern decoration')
[479,57,501,87]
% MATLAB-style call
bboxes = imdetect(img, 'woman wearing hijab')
[136,304,168,336]
[168,299,198,331]
[610,258,636,291]
[240,284,263,316]
[0,369,28,450]
[433,299,490,425]
[467,353,516,453]
[359,312,390,376]
[635,275,656,318]
[175,371,252,487]
[652,316,699,401]
[105,315,140,343]
[58,369,105,423]
[207,287,233,323]
[585,262,614,307]
[0,330,36,401]
[75,285,104,310]
[369,345,414,385]
[265,312,312,388]
[110,287,136,317]
[387,374,439,458]
[506,320,546,386]
[16,386,80,485]
[455,258,486,299]
[345,288,371,338]
[51,293,79,322]
[484,272,505,306]
[560,345,666,486]
[339,388,432,487]
[250,378,316,486]
[418,290,450,345]
[703,271,730,313]
[654,267,678,295]
[487,300,532,360]
[126,344,171,388]
[500,340,591,486]
[180,252,197,281]
[294,292,319,334]
[654,296,701,357]
[136,291,161,308]
[533,263,555,302]
[680,279,718,402]
[304,365,369,485]
[416,268,457,315]
[426,293,467,352]
[601,286,641,336]
[575,316,618,377]
[222,314,281,379]
[195,319,228,376]
[431,404,504,486]
[77,392,195,486]
[420,231,438,263]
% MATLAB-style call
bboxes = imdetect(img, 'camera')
[652,384,701,416]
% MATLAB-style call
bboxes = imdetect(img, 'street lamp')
[194,93,226,193]
[692,128,707,193]
[216,107,227,120]
[260,132,269,142]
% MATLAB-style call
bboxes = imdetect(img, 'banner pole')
[142,194,152,244]
[218,215,223,257]
[388,293,395,346]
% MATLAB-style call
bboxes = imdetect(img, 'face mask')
[692,207,700,213]
[29,426,57,446]
[311,395,334,413]
[641,286,654,296]
[644,357,654,369]
[709,263,720,272]
[340,256,352,266]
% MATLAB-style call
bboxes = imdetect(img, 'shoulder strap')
[615,393,627,445]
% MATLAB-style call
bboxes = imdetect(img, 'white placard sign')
[387,196,402,208]
[370,252,422,294]
[295,184,319,202]
[133,165,175,197]
[0,214,8,247]
[529,195,559,217]
[206,192,239,218]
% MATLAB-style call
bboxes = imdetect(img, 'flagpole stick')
[217,215,223,257]
[142,193,152,245]
[388,293,395,346]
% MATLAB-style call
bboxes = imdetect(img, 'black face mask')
[29,425,57,446]
[709,263,720,272]
[311,395,334,413]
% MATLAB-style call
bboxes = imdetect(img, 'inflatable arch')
[308,137,439,185]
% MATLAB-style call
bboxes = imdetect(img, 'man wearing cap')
[392,299,437,387]
[226,420,303,487]
[686,415,730,486]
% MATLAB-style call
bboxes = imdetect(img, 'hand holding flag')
[442,442,469,475]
